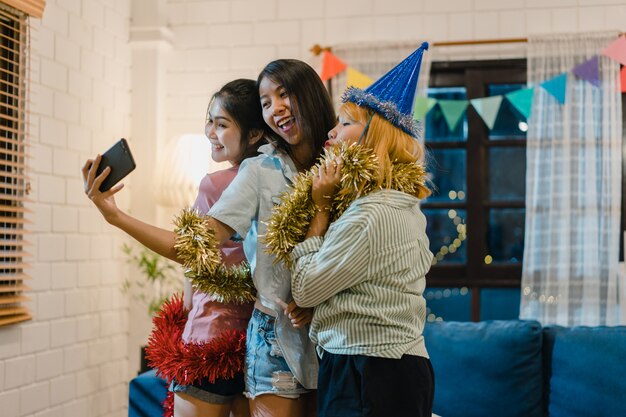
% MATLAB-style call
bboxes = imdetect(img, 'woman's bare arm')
[82,155,235,263]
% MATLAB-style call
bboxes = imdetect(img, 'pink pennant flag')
[621,67,626,93]
[320,51,347,81]
[601,36,626,66]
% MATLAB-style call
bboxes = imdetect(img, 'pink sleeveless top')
[182,166,254,343]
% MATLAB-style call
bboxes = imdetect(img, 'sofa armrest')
[129,370,168,417]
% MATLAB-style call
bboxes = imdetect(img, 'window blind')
[0,4,31,326]
[0,1,44,18]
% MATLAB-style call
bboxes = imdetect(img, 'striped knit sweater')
[290,189,433,359]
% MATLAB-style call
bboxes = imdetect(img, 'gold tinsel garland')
[264,143,427,267]
[174,208,256,304]
[186,263,256,304]
[174,208,222,276]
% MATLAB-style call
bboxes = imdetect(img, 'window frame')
[424,59,527,321]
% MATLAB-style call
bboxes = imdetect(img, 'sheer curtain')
[520,32,623,326]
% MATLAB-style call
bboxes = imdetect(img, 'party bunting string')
[321,35,626,131]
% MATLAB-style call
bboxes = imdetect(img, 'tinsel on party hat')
[342,42,429,137]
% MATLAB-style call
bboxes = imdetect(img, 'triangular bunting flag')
[572,55,600,87]
[437,100,469,131]
[470,96,503,130]
[621,67,626,93]
[320,51,347,81]
[505,88,534,119]
[540,73,567,104]
[413,97,437,120]
[346,67,374,89]
[601,36,626,66]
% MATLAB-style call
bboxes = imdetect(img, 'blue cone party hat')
[342,42,429,137]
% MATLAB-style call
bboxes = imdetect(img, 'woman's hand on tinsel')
[312,157,343,210]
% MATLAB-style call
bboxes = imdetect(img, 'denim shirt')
[208,143,319,389]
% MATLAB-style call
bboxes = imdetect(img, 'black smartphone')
[95,138,136,192]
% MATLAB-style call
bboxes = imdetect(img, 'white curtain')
[520,32,623,326]
[330,41,432,112]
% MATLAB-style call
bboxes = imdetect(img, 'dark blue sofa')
[423,320,626,417]
[129,320,626,417]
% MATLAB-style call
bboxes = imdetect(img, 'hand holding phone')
[95,138,136,192]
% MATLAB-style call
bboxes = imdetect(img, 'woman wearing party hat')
[265,43,434,417]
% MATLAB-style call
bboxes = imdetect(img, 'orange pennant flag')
[621,67,626,93]
[601,36,626,66]
[320,51,347,81]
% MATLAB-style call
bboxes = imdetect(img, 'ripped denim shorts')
[244,308,309,399]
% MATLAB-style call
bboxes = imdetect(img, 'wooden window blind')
[0,4,31,326]
[0,1,44,18]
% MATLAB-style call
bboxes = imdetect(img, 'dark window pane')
[479,288,521,320]
[487,84,528,140]
[427,149,467,203]
[487,208,525,263]
[423,208,467,264]
[488,147,526,200]
[425,287,472,322]
[426,87,467,142]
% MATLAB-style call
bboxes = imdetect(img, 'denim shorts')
[170,373,245,404]
[244,308,309,399]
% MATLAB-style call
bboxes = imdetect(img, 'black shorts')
[170,373,245,404]
[317,352,434,417]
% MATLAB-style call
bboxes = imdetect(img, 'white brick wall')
[0,0,132,415]
[163,0,626,163]
[2,1,623,416]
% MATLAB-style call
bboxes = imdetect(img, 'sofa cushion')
[423,320,543,417]
[543,325,626,417]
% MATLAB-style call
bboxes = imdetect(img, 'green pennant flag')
[470,96,503,130]
[413,97,437,121]
[437,100,469,131]
[505,88,534,119]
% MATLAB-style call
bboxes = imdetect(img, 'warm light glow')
[457,191,466,200]
[448,190,457,200]
[448,209,457,219]
[484,255,493,264]
[154,135,230,207]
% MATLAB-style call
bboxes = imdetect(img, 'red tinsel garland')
[162,391,175,417]
[145,294,247,386]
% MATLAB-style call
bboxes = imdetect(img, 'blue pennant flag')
[540,73,567,104]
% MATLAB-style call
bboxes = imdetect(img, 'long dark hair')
[257,59,335,166]
[208,79,276,164]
